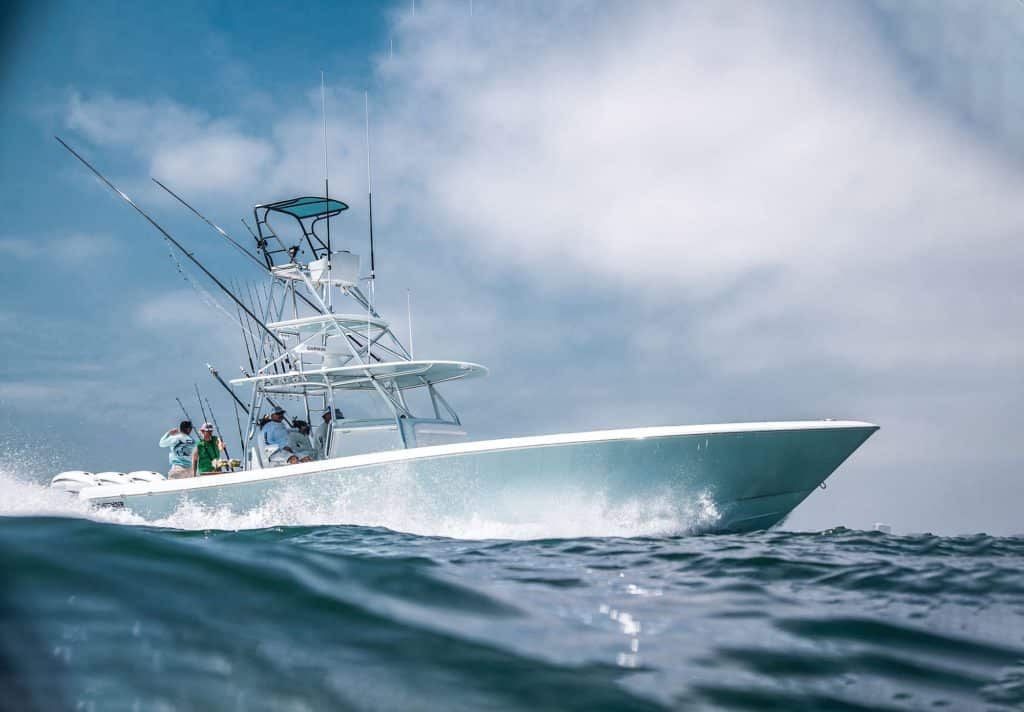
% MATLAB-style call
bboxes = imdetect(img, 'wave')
[3,517,1023,711]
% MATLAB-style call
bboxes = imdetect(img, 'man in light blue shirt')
[261,406,298,465]
[159,421,196,478]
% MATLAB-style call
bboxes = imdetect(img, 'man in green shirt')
[192,423,227,476]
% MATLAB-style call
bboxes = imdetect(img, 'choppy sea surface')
[2,469,1023,711]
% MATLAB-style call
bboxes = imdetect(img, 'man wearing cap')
[192,423,227,476]
[261,406,298,465]
[159,421,196,479]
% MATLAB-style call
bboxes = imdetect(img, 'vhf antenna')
[321,71,331,259]
[322,71,334,311]
[365,91,376,300]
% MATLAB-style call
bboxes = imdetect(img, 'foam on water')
[0,461,721,540]
[0,469,146,526]
[145,486,721,539]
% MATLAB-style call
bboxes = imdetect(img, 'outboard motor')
[93,472,132,486]
[50,471,97,494]
[127,470,166,483]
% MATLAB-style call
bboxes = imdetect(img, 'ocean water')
[2,469,1023,711]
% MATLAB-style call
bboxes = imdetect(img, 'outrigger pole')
[55,136,286,350]
[151,179,266,271]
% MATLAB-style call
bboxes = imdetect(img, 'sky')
[1,0,1022,534]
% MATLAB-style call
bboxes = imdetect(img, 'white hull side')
[81,421,878,533]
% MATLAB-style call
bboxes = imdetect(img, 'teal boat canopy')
[263,196,349,220]
[253,195,352,267]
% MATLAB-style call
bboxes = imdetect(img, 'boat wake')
[0,464,721,539]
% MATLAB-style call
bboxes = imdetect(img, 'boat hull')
[80,421,878,533]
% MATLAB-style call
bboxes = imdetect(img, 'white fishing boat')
[51,139,877,533]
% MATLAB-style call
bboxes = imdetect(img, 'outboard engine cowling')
[127,470,166,483]
[50,471,97,494]
[93,472,131,486]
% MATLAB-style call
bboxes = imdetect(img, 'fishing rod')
[55,136,286,350]
[230,278,258,370]
[207,365,295,446]
[241,280,266,359]
[171,178,326,320]
[235,278,269,372]
[204,396,230,456]
[241,218,260,243]
[261,281,277,322]
[152,178,267,271]
[207,364,250,414]
[194,383,211,425]
[247,283,282,375]
[175,397,193,423]
[232,287,257,375]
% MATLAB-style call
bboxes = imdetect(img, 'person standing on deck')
[314,409,338,459]
[192,423,227,475]
[159,421,196,479]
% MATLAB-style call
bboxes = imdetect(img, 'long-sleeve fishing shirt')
[159,431,196,468]
[261,420,290,450]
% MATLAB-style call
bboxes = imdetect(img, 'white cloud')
[67,91,276,196]
[0,234,114,263]
[0,237,34,259]
[150,133,275,193]
[51,233,116,263]
[0,382,67,405]
[359,1,1024,379]
[134,289,226,331]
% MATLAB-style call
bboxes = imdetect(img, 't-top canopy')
[261,196,349,220]
[253,196,352,268]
